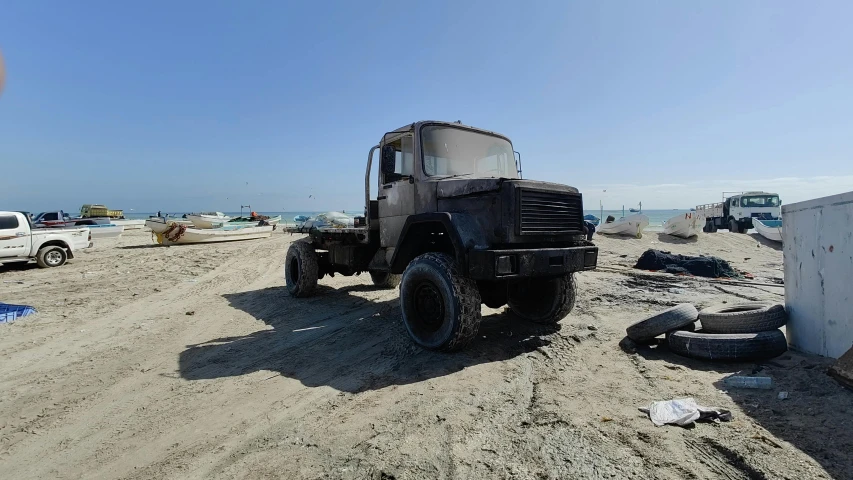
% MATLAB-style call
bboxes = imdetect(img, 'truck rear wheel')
[285,240,319,297]
[369,271,401,289]
[36,246,67,268]
[508,274,576,324]
[400,253,482,351]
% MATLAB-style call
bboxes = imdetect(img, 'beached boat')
[154,223,274,245]
[144,218,189,233]
[584,214,600,226]
[187,212,231,229]
[110,219,145,230]
[86,224,124,239]
[597,214,650,238]
[663,212,706,239]
[754,219,783,243]
[205,215,282,228]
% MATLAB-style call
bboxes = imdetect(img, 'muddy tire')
[626,304,699,343]
[699,303,787,334]
[285,240,319,297]
[667,329,788,361]
[36,246,67,268]
[369,271,401,289]
[507,274,576,324]
[400,253,481,351]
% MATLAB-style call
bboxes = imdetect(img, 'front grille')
[519,189,583,234]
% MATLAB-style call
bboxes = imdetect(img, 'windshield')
[741,195,780,207]
[421,125,518,179]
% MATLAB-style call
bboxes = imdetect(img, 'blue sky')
[1,1,852,212]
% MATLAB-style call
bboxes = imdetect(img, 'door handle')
[383,184,393,190]
[16,232,26,236]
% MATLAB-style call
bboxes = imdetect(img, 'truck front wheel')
[400,253,482,351]
[369,271,401,289]
[36,246,67,268]
[285,240,319,297]
[508,274,577,324]
[729,219,741,233]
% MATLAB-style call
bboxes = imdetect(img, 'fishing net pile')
[634,249,739,278]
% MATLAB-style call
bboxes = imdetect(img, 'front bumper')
[467,243,598,280]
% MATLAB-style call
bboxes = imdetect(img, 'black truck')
[284,121,598,351]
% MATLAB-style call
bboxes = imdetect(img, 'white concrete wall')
[783,191,853,358]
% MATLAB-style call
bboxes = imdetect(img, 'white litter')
[639,398,732,427]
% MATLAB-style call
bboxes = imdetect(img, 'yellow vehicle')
[80,204,124,219]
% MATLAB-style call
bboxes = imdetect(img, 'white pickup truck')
[0,211,91,268]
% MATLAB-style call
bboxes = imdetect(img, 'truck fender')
[389,213,486,274]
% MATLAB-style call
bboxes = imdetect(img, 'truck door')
[378,133,416,248]
[0,213,29,258]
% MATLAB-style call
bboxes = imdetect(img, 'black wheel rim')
[289,257,299,283]
[413,281,444,332]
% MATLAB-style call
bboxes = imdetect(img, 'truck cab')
[284,121,598,351]
[723,192,781,232]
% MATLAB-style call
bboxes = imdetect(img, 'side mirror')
[380,145,397,175]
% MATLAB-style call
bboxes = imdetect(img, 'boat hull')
[598,214,650,238]
[754,219,783,243]
[110,219,145,230]
[663,212,705,239]
[155,225,274,245]
[187,214,232,229]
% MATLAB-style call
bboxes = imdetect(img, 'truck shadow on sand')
[632,341,853,479]
[178,284,557,393]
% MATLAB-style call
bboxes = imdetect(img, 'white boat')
[663,212,706,239]
[597,214,650,238]
[753,219,783,243]
[110,219,145,230]
[207,215,282,228]
[154,224,274,245]
[145,218,192,233]
[187,212,231,229]
[86,224,124,239]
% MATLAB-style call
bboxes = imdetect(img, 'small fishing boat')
[85,224,124,239]
[753,219,783,243]
[154,223,274,245]
[187,212,231,229]
[206,215,282,228]
[583,214,600,226]
[110,219,145,230]
[663,212,706,239]
[597,214,650,238]
[144,217,192,233]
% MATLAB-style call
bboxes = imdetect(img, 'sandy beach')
[1,229,850,479]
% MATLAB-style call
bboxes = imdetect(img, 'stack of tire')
[625,303,788,361]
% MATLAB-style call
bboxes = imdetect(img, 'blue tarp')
[0,303,37,324]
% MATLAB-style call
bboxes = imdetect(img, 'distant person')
[584,221,596,241]
[157,210,162,218]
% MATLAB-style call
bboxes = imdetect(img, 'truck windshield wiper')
[436,172,476,180]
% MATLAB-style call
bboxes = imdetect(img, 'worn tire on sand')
[667,329,788,361]
[699,303,787,333]
[400,253,481,351]
[625,304,698,343]
[285,240,319,297]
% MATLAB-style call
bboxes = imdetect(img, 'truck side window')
[384,134,414,183]
[0,215,20,229]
